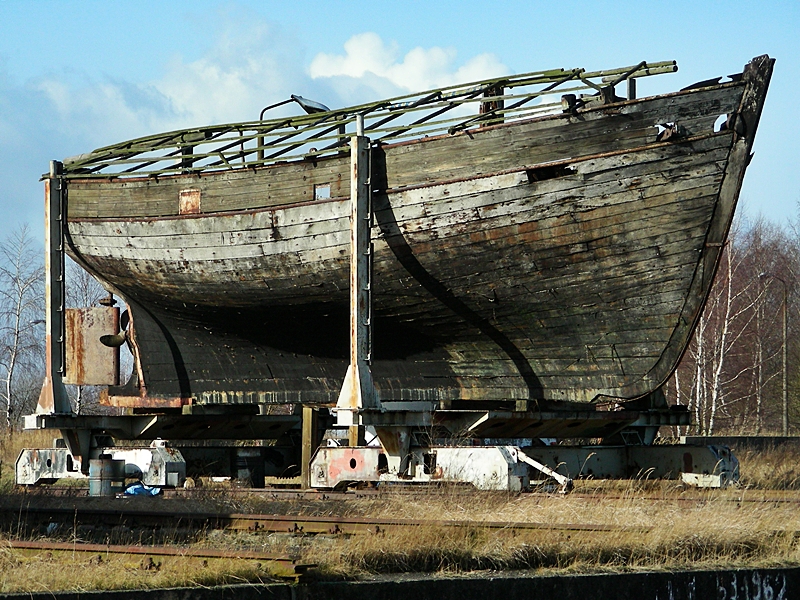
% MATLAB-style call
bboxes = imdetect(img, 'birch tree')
[670,217,798,435]
[0,226,44,429]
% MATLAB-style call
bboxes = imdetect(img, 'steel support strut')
[35,161,90,471]
[37,161,69,414]
[336,115,380,436]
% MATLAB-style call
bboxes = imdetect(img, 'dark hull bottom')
[113,295,547,408]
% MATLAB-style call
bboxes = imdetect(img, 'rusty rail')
[222,513,650,535]
[6,539,302,563]
[24,483,800,505]
[18,485,375,501]
[4,503,650,535]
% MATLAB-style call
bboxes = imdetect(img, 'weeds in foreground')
[300,480,800,576]
[0,550,276,594]
[318,528,792,575]
[2,437,800,590]
[737,444,800,489]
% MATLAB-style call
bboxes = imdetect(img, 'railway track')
[2,503,650,536]
[15,485,377,501]
[7,482,800,545]
[4,539,313,578]
[567,490,800,504]
[6,539,304,564]
[5,484,800,575]
[18,483,800,504]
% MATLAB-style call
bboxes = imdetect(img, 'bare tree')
[66,257,107,308]
[0,226,44,430]
[669,215,799,435]
[745,219,794,433]
[677,233,757,433]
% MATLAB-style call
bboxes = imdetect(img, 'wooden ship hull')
[60,56,773,411]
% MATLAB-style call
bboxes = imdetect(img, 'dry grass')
[737,443,800,489]
[299,482,800,576]
[3,434,800,591]
[0,547,277,594]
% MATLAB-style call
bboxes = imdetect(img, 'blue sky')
[0,1,797,242]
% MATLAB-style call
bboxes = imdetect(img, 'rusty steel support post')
[35,161,92,472]
[37,161,70,416]
[336,115,379,439]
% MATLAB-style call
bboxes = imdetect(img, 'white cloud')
[0,25,514,240]
[310,33,400,82]
[35,77,174,145]
[32,17,310,148]
[153,20,304,128]
[310,32,508,95]
[31,29,509,153]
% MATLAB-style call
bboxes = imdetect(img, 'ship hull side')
[63,57,773,406]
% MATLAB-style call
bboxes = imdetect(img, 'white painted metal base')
[309,443,739,490]
[16,440,186,488]
[523,444,739,488]
[310,445,535,491]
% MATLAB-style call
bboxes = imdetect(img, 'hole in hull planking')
[655,122,686,142]
[314,184,331,200]
[526,164,575,183]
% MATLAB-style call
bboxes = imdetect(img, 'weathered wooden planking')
[69,213,699,326]
[69,197,716,346]
[67,149,732,310]
[69,139,727,276]
[73,134,732,276]
[68,135,731,253]
[66,83,742,219]
[70,176,720,293]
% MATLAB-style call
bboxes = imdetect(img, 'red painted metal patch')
[179,189,201,215]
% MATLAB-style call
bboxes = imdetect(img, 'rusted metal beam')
[6,540,308,569]
[6,505,651,536]
[36,161,70,414]
[64,307,120,386]
[301,406,319,489]
[336,115,380,431]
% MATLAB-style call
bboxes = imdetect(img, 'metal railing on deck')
[61,61,677,179]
